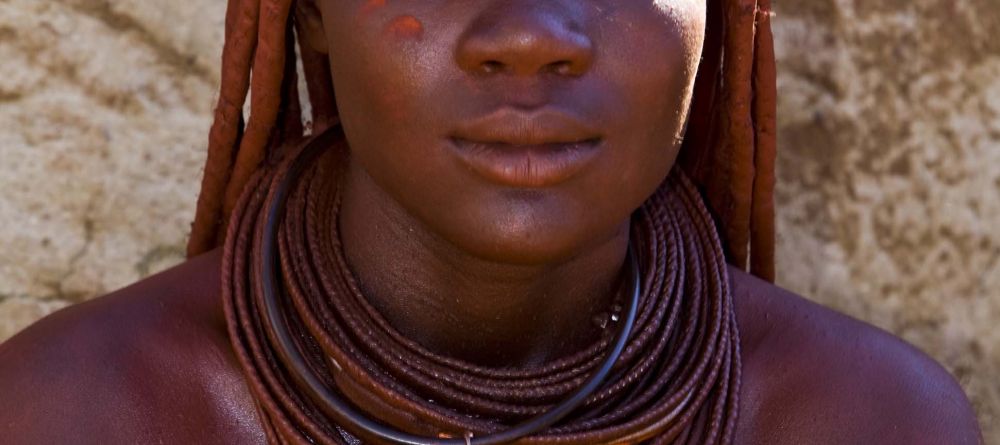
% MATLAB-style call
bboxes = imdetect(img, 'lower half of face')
[321,0,706,265]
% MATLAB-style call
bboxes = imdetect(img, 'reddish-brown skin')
[0,0,983,443]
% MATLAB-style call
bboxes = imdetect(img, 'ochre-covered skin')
[384,15,424,40]
[0,0,983,443]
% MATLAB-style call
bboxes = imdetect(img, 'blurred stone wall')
[773,1,1000,439]
[0,0,996,441]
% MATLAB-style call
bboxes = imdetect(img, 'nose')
[455,2,594,77]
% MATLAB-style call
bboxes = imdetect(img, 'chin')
[439,193,615,266]
[455,230,588,266]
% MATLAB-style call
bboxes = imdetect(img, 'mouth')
[449,108,604,188]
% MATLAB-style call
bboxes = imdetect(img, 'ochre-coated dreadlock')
[187,0,778,282]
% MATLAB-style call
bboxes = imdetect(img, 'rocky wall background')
[0,0,997,441]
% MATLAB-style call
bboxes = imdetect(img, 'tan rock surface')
[0,0,996,441]
[0,0,219,302]
[774,1,1000,439]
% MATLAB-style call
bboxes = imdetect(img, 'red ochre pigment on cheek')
[359,0,386,17]
[384,15,424,40]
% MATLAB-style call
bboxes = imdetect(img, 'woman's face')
[314,0,706,264]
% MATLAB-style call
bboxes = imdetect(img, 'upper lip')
[450,108,602,146]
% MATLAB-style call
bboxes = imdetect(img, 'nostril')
[481,60,506,74]
[544,61,574,76]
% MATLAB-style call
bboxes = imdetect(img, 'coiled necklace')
[222,127,741,444]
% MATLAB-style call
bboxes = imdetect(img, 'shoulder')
[729,266,982,445]
[0,250,265,445]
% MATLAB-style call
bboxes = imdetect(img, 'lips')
[449,108,603,188]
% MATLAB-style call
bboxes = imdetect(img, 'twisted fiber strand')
[222,0,295,222]
[189,0,262,255]
[714,0,759,269]
[274,21,304,155]
[749,0,777,281]
[222,136,741,444]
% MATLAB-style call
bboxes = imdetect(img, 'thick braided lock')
[222,126,742,445]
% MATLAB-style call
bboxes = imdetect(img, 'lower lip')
[449,138,602,188]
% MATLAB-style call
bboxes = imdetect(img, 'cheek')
[593,6,706,204]
[654,0,708,37]
[662,0,707,82]
[322,7,431,132]
[626,1,706,139]
[352,0,427,42]
[359,0,386,17]
[384,15,424,40]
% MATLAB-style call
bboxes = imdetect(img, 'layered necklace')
[222,128,741,444]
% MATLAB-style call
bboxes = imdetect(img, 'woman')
[0,0,982,443]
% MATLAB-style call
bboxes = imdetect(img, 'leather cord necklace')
[259,132,641,444]
[222,126,742,444]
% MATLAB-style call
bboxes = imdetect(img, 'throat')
[354,273,623,367]
[336,169,628,368]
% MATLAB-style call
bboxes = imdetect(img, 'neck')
[337,164,630,368]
